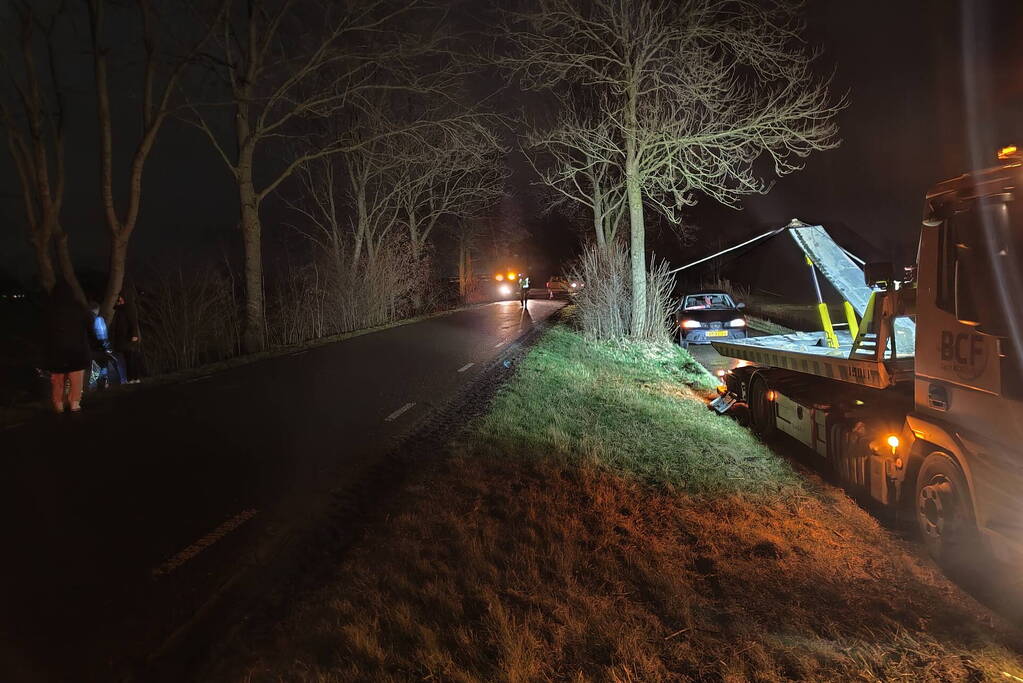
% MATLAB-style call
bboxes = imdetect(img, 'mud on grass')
[225,325,1023,682]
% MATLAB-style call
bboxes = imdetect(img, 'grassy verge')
[224,324,1023,682]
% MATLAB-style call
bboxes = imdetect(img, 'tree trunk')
[590,171,607,251]
[458,245,466,299]
[625,80,646,336]
[458,239,474,301]
[54,229,86,303]
[239,175,265,353]
[31,234,56,293]
[625,164,646,336]
[100,236,129,320]
[593,204,607,251]
[409,217,426,311]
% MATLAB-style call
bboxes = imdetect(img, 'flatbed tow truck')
[708,148,1023,565]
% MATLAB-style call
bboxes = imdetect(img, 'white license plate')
[707,330,728,337]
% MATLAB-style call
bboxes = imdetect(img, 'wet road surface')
[0,298,563,681]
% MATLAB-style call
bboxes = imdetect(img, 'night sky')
[2,1,1023,287]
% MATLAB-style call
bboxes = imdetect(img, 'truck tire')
[749,374,776,439]
[915,453,978,566]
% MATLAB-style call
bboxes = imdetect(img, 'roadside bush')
[571,240,677,342]
[137,262,240,374]
[266,235,424,346]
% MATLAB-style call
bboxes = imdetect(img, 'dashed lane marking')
[152,508,258,578]
[384,402,415,422]
[494,341,506,348]
[185,375,214,383]
[457,362,474,373]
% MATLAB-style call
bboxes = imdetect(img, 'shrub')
[571,241,677,342]
[137,262,240,374]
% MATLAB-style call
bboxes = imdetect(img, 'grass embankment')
[228,324,1023,682]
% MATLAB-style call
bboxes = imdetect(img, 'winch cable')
[665,225,788,275]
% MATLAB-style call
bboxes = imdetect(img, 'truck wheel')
[749,374,776,438]
[915,453,977,566]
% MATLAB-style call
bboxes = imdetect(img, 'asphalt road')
[0,297,564,682]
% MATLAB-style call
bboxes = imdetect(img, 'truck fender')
[904,415,980,524]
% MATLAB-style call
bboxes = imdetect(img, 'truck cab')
[909,155,1023,563]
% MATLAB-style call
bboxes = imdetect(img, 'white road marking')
[289,349,309,356]
[385,402,415,422]
[1,421,26,431]
[185,375,213,383]
[494,341,506,348]
[457,362,474,373]
[152,508,257,578]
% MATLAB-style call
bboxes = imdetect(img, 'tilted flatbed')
[708,222,916,390]
[712,331,914,389]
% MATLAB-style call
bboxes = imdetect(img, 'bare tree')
[86,0,223,320]
[527,96,626,250]
[0,0,84,299]
[188,0,472,352]
[287,105,505,315]
[505,0,843,335]
[393,122,506,265]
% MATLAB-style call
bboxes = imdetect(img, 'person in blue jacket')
[87,302,125,389]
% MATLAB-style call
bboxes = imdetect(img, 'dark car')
[674,291,747,347]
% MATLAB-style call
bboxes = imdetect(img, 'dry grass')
[227,326,1023,682]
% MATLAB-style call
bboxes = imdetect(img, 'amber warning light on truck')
[998,144,1020,161]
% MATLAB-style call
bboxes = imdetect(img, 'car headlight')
[729,318,746,327]
[571,282,577,288]
[681,319,701,329]
[499,285,511,296]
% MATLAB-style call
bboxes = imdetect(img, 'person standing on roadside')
[518,273,530,308]
[111,291,145,383]
[40,280,92,413]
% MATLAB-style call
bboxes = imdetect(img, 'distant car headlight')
[681,319,702,329]
[571,282,577,288]
[729,318,746,327]
[499,285,511,296]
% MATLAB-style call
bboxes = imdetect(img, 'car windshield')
[683,293,734,310]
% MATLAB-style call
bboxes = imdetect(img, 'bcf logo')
[940,331,988,381]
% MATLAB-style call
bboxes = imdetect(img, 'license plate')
[707,330,728,337]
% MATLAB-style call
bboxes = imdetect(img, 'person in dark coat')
[41,280,92,413]
[111,291,145,383]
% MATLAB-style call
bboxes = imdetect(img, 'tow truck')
[708,147,1023,565]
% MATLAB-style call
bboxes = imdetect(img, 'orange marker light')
[998,144,1019,160]
[766,390,777,401]
[716,384,728,394]
[508,272,516,280]
[495,273,504,281]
